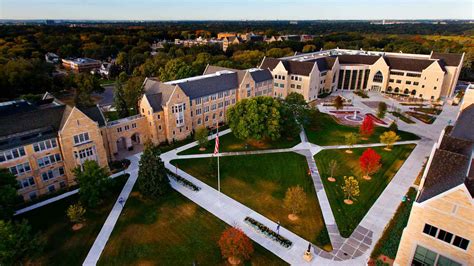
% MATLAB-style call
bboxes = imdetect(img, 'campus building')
[394,89,474,266]
[0,66,273,201]
[62,57,102,73]
[260,48,464,101]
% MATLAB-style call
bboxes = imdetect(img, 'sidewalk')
[83,154,141,266]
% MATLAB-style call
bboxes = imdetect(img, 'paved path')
[83,154,141,266]
[14,168,130,216]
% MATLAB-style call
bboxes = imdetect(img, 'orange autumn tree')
[359,148,382,180]
[218,227,254,265]
[359,115,375,139]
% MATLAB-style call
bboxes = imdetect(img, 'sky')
[1,0,473,20]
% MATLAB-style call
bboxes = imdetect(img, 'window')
[437,229,453,244]
[372,71,383,83]
[9,162,31,176]
[204,106,209,113]
[406,72,422,78]
[232,99,236,104]
[396,80,402,84]
[290,84,295,88]
[73,132,90,145]
[33,139,57,153]
[412,245,437,266]
[18,177,35,189]
[203,96,209,102]
[117,127,122,133]
[390,71,404,76]
[279,84,284,88]
[412,245,461,266]
[211,104,216,110]
[195,98,201,104]
[225,100,230,106]
[29,192,37,201]
[218,102,223,108]
[414,82,419,86]
[0,147,26,162]
[423,224,438,237]
[296,85,302,89]
[124,125,130,131]
[197,118,202,125]
[452,236,469,250]
[218,92,224,98]
[434,86,437,90]
[274,82,278,87]
[406,81,412,85]
[74,147,95,160]
[224,91,229,96]
[389,79,394,82]
[211,94,217,100]
[247,89,251,97]
[196,108,202,115]
[37,153,62,168]
[48,185,56,193]
[205,116,209,122]
[60,181,67,188]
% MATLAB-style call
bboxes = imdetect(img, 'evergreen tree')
[114,76,129,118]
[0,169,19,221]
[137,142,170,199]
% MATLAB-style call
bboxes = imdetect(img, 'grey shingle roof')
[176,72,239,99]
[0,105,66,150]
[417,148,470,203]
[451,104,474,143]
[336,54,380,65]
[145,93,163,112]
[260,58,314,76]
[249,69,273,83]
[431,52,463,66]
[384,56,440,72]
[308,57,330,71]
[203,65,246,84]
[78,105,106,127]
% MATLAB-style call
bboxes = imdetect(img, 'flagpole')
[217,125,221,206]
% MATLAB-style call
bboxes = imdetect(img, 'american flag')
[213,130,219,155]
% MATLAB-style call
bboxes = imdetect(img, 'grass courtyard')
[304,112,419,146]
[99,190,287,266]
[178,132,300,155]
[171,152,332,250]
[16,174,129,265]
[314,145,415,237]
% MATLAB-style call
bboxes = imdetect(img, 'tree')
[388,121,398,132]
[195,126,209,150]
[334,96,344,110]
[328,160,338,182]
[283,185,307,220]
[359,116,375,139]
[377,102,388,118]
[73,73,103,107]
[344,133,358,153]
[74,160,111,208]
[159,58,196,82]
[0,219,44,265]
[359,148,382,180]
[285,92,306,106]
[341,176,360,204]
[302,44,317,53]
[278,102,300,139]
[302,108,322,131]
[137,142,170,199]
[380,131,400,151]
[218,227,254,265]
[227,96,281,141]
[123,76,144,115]
[0,169,19,221]
[114,77,129,118]
[66,203,86,227]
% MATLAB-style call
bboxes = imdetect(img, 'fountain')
[344,110,364,122]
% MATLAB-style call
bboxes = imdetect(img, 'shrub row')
[354,90,369,98]
[244,217,292,248]
[166,169,201,192]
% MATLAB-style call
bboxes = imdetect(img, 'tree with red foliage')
[218,227,254,265]
[359,148,382,180]
[359,115,375,139]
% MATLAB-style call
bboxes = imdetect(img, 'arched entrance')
[131,133,141,145]
[116,137,127,153]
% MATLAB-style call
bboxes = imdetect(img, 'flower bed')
[244,217,293,248]
[166,170,201,191]
[389,112,415,124]
[406,111,435,124]
[354,90,369,98]
[366,113,387,125]
[329,110,361,115]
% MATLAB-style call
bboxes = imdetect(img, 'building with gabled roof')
[394,88,474,266]
[268,48,464,100]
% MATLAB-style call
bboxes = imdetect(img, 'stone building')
[394,88,474,266]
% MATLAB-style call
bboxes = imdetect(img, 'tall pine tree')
[137,142,170,199]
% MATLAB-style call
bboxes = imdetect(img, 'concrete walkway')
[83,154,141,266]
[14,168,131,216]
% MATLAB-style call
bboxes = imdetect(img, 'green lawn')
[16,175,129,265]
[172,152,332,250]
[305,112,419,146]
[99,190,287,266]
[178,132,300,155]
[314,145,415,237]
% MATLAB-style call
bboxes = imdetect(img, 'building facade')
[261,49,464,101]
[62,58,102,73]
[394,89,474,266]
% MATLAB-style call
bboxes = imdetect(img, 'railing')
[107,114,142,126]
